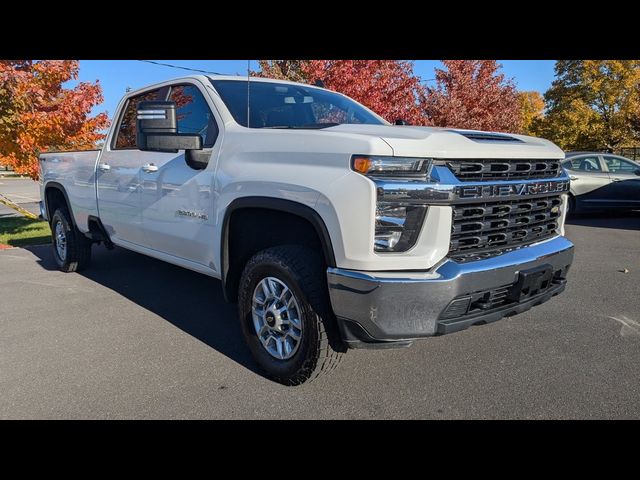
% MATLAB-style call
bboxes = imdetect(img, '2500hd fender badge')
[176,209,208,220]
[457,180,570,199]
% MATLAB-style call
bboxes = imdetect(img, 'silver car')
[562,152,640,213]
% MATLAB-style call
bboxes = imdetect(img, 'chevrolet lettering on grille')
[456,181,570,200]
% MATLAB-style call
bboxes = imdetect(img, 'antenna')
[246,60,251,128]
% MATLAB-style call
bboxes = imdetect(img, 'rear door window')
[603,155,638,174]
[114,88,165,150]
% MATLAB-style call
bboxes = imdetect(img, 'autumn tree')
[422,60,522,132]
[531,60,640,151]
[257,60,308,83]
[518,91,545,135]
[256,60,428,125]
[0,60,109,179]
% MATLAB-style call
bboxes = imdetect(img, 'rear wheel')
[51,207,92,272]
[238,245,345,386]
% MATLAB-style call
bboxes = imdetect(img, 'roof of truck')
[131,74,324,94]
[207,75,319,87]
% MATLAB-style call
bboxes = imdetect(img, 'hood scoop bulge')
[448,130,524,143]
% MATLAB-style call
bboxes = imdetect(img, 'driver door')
[602,155,640,208]
[139,82,222,268]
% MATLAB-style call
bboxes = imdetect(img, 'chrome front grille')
[447,159,562,182]
[449,195,562,261]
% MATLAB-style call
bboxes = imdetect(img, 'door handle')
[142,163,159,173]
[569,176,577,181]
[612,178,622,182]
[98,163,111,172]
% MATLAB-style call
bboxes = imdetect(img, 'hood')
[324,124,564,159]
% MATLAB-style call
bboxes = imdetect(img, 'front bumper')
[327,235,574,349]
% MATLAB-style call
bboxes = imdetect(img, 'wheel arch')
[44,182,77,228]
[221,197,337,303]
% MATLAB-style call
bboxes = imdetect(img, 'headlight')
[351,155,432,253]
[351,155,432,177]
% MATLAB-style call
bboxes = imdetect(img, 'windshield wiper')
[264,123,341,130]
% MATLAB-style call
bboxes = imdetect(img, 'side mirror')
[136,101,203,154]
[635,168,640,176]
[395,119,409,126]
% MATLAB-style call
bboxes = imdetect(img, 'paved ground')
[0,178,40,218]
[1,209,639,418]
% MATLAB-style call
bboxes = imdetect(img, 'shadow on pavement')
[566,211,640,231]
[28,244,261,376]
[25,210,636,381]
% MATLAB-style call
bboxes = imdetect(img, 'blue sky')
[75,60,557,120]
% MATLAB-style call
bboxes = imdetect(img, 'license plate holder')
[508,264,554,302]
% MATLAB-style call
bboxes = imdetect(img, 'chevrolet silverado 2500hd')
[39,75,574,385]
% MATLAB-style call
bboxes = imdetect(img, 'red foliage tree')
[0,60,109,179]
[257,60,428,125]
[422,60,522,132]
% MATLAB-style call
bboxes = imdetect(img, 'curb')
[0,242,51,251]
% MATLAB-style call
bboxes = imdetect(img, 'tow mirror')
[136,101,203,153]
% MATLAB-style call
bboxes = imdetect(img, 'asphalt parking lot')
[1,180,639,418]
[0,177,40,218]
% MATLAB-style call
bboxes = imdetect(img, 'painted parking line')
[4,193,39,202]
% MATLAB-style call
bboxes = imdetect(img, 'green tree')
[532,60,640,151]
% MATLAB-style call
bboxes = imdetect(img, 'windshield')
[209,79,386,129]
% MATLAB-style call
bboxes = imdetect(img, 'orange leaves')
[0,60,109,179]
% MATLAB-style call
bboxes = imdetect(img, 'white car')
[39,75,574,385]
[562,152,640,213]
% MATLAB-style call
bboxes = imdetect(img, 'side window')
[603,156,637,174]
[567,156,602,172]
[169,85,218,148]
[114,89,163,149]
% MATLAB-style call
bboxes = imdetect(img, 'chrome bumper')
[327,235,574,348]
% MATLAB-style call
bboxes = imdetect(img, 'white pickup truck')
[39,75,574,385]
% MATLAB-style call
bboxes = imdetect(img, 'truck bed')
[39,150,101,232]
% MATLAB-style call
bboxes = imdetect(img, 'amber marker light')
[352,156,372,174]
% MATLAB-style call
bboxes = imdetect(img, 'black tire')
[567,195,576,216]
[238,245,345,386]
[50,207,92,272]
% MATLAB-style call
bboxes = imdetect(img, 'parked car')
[562,152,640,213]
[38,75,574,385]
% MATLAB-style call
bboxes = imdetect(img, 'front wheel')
[50,207,92,272]
[238,245,345,386]
[567,195,576,216]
